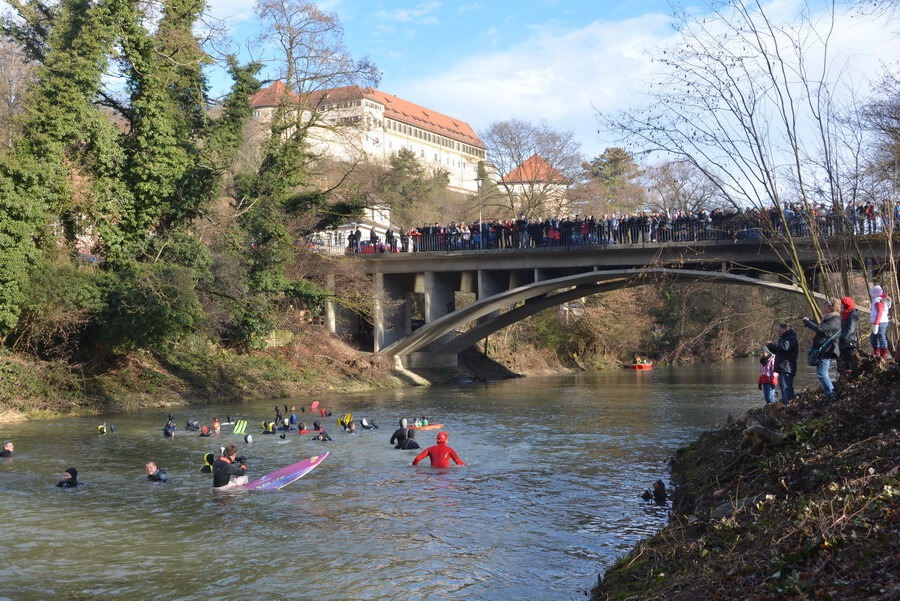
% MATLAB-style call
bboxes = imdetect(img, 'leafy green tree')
[0,0,261,351]
[376,147,449,226]
[578,147,646,214]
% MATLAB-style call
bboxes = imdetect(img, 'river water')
[0,360,789,601]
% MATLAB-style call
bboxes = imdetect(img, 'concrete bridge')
[326,237,892,368]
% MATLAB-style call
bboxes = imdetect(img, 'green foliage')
[284,278,330,312]
[584,147,639,185]
[379,148,451,226]
[96,263,203,352]
[225,301,275,350]
[518,310,597,364]
[0,0,262,355]
[10,256,103,356]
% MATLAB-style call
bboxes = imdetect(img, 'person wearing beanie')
[412,431,465,468]
[390,418,409,447]
[57,467,81,488]
[766,322,799,402]
[838,296,860,373]
[869,285,892,359]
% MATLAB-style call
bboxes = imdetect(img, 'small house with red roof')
[500,154,572,217]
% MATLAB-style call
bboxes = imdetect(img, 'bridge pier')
[424,271,459,348]
[478,270,508,324]
[374,273,414,352]
[424,271,458,322]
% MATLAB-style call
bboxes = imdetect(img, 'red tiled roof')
[502,155,567,184]
[249,82,483,149]
[249,80,298,108]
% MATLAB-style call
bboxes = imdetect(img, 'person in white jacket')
[869,285,892,359]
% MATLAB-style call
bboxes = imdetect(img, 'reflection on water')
[0,360,776,600]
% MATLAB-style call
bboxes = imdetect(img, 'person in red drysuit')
[412,431,466,468]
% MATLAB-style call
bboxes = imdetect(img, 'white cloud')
[376,1,442,25]
[399,12,674,156]
[205,0,257,24]
[397,3,900,158]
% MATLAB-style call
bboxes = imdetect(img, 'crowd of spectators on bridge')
[343,200,900,254]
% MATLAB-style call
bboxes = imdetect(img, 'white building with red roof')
[249,82,485,194]
[500,154,572,217]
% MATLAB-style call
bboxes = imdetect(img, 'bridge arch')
[374,268,836,360]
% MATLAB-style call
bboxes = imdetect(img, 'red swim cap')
[436,431,448,444]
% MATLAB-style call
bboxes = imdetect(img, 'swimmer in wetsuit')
[0,440,13,457]
[401,428,420,449]
[390,418,409,446]
[57,467,82,488]
[412,431,465,468]
[213,444,248,489]
[145,461,168,483]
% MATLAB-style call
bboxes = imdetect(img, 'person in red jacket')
[412,431,466,468]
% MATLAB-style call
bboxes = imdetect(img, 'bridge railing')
[315,214,897,255]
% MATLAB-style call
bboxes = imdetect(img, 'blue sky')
[205,0,900,158]
[209,0,681,156]
[2,0,897,157]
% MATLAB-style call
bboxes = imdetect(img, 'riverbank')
[592,359,899,600]
[0,328,411,422]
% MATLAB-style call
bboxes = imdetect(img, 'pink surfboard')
[243,452,329,491]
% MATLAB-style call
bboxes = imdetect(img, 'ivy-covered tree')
[0,0,261,351]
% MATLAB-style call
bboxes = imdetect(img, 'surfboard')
[243,452,329,491]
[232,419,247,434]
[410,423,443,431]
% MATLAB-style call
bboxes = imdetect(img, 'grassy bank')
[592,360,899,600]
[0,327,404,422]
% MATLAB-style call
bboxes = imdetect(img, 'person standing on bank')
[757,352,778,405]
[802,299,841,397]
[869,285,892,359]
[838,296,860,374]
[766,322,799,402]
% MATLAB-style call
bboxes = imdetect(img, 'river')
[0,359,794,600]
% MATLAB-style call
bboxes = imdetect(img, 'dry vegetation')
[593,359,899,601]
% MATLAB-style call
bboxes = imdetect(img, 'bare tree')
[862,73,900,340]
[604,0,895,317]
[0,35,35,149]
[643,160,723,214]
[256,0,378,95]
[254,0,380,150]
[481,119,583,219]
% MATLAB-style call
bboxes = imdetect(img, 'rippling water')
[0,360,787,600]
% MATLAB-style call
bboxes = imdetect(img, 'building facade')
[249,82,486,194]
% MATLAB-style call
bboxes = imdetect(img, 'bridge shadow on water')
[456,347,521,382]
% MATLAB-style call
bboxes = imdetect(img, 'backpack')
[807,332,839,366]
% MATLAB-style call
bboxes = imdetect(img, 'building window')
[420,150,424,157]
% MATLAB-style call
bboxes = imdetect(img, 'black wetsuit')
[0,450,12,458]
[147,468,168,483]
[390,428,407,446]
[212,456,246,488]
[396,429,420,450]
